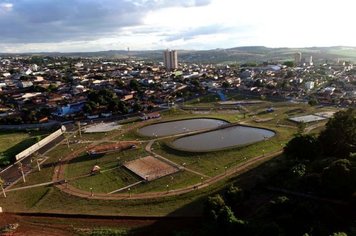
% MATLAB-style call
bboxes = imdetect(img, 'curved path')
[44,119,282,200]
[52,143,282,200]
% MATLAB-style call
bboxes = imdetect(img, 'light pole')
[128,187,131,198]
[0,178,6,198]
[64,131,70,149]
[1,185,6,198]
[77,122,82,138]
[166,184,169,193]
[18,162,26,183]
[36,158,41,172]
[224,166,227,175]
[90,187,93,197]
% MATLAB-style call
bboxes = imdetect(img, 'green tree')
[129,79,140,91]
[330,232,348,236]
[296,122,306,134]
[290,163,306,178]
[205,194,226,221]
[321,159,355,197]
[319,109,356,158]
[308,97,318,106]
[283,61,295,67]
[284,134,321,161]
[225,185,244,207]
[222,81,230,89]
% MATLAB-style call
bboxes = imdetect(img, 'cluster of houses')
[0,55,354,124]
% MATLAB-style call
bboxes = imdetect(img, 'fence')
[0,120,60,131]
[15,126,66,161]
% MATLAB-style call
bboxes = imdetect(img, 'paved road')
[0,135,64,189]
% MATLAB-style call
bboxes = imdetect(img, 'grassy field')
[1,152,284,216]
[1,98,339,217]
[130,171,202,194]
[0,130,51,165]
[11,143,88,188]
[70,167,140,193]
[65,145,148,179]
[153,124,291,176]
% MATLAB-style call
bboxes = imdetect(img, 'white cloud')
[1,0,356,52]
[0,2,13,12]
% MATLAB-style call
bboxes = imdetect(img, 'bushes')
[284,134,320,161]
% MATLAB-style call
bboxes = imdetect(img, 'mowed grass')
[1,185,204,215]
[0,100,340,216]
[131,170,202,194]
[0,131,39,164]
[11,143,88,188]
[152,124,292,176]
[1,153,277,216]
[70,167,140,193]
[65,146,148,179]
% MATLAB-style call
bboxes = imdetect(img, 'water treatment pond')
[138,118,228,137]
[171,125,275,152]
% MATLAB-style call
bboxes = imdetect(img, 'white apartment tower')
[163,49,178,71]
[309,56,313,66]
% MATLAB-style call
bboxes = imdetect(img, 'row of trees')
[201,109,355,235]
[284,108,356,198]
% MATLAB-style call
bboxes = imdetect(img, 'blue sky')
[0,0,355,52]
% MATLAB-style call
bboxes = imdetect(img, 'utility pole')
[18,162,26,183]
[34,152,42,171]
[36,158,41,172]
[77,121,82,138]
[0,178,6,198]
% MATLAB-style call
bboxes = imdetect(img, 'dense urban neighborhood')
[0,53,355,126]
[0,51,355,235]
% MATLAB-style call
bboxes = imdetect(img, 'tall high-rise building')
[309,56,313,66]
[294,52,302,66]
[163,49,178,71]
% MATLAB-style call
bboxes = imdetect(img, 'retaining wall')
[15,126,66,161]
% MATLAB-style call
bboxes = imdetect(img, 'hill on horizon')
[2,46,356,64]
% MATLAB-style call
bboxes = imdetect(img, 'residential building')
[294,52,302,66]
[163,49,178,71]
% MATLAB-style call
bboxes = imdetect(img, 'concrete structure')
[124,156,179,181]
[305,81,315,90]
[15,126,66,161]
[294,52,302,66]
[309,56,313,66]
[163,49,178,70]
[289,115,326,123]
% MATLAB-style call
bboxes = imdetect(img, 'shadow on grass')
[127,155,286,235]
[0,137,37,164]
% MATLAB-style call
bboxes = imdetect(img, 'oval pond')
[138,118,228,137]
[171,125,275,152]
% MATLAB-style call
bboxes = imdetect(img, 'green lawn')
[70,167,140,193]
[11,143,88,188]
[131,171,202,194]
[0,101,340,217]
[65,146,148,179]
[0,131,49,165]
[152,124,292,176]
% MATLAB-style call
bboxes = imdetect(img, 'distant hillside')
[2,46,356,64]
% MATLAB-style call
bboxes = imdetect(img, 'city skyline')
[0,0,355,53]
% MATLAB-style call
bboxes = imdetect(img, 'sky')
[0,0,355,53]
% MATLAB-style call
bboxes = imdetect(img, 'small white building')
[305,81,315,90]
